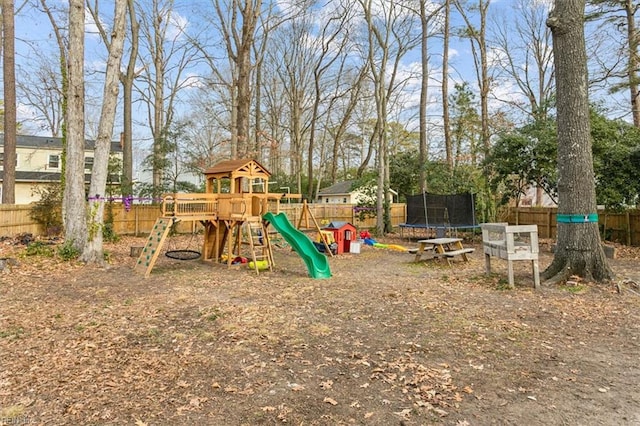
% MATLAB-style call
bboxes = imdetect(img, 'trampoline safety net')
[405,193,477,228]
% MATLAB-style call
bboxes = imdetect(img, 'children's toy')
[363,238,410,252]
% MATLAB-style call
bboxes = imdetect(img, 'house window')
[325,198,329,203]
[343,198,347,203]
[84,156,94,171]
[48,154,60,169]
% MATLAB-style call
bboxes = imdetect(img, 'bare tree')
[270,13,315,194]
[205,0,264,159]
[2,0,17,204]
[543,0,614,284]
[305,2,353,199]
[588,0,640,127]
[87,0,140,197]
[358,0,420,234]
[442,0,453,172]
[136,0,197,196]
[417,0,445,189]
[16,55,64,136]
[453,0,492,156]
[121,0,140,195]
[492,0,555,121]
[81,0,128,264]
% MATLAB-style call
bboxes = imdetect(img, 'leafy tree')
[486,118,557,206]
[389,151,423,202]
[591,110,640,209]
[489,109,640,210]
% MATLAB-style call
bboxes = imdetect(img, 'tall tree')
[2,0,16,204]
[588,0,640,127]
[209,0,264,159]
[493,0,555,122]
[453,0,492,156]
[442,0,453,172]
[359,0,419,234]
[544,0,614,284]
[136,0,196,197]
[306,3,351,200]
[64,0,87,250]
[87,0,140,195]
[82,0,128,264]
[15,55,64,136]
[417,1,445,192]
[88,0,139,197]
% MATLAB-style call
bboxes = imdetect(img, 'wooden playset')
[133,159,331,278]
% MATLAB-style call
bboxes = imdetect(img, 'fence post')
[627,211,631,246]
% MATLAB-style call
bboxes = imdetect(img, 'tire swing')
[165,222,201,261]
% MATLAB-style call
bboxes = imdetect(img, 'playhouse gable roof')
[204,158,271,178]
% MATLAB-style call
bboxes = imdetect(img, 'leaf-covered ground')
[1,234,639,425]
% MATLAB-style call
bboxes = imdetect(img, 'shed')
[323,221,357,254]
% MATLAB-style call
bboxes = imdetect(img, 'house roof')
[0,133,123,152]
[0,170,93,183]
[318,180,355,196]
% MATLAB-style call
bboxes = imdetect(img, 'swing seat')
[165,249,201,260]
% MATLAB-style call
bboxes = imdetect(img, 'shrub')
[25,241,54,257]
[57,241,80,261]
[29,184,63,236]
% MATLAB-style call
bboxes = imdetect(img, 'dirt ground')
[1,232,640,426]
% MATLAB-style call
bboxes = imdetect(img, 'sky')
[8,0,633,183]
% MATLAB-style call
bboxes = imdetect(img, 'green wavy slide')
[263,212,332,279]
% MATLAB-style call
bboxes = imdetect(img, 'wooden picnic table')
[413,237,475,265]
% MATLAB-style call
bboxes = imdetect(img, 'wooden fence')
[506,207,640,246]
[0,205,40,237]
[0,202,407,238]
[4,203,637,247]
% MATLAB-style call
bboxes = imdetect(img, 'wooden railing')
[161,193,219,218]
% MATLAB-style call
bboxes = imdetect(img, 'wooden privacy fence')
[5,203,636,246]
[0,202,407,238]
[0,205,40,237]
[506,207,640,246]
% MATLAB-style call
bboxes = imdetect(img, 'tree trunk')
[624,0,640,127]
[81,0,127,264]
[2,0,16,204]
[121,0,139,196]
[442,0,453,172]
[64,0,87,251]
[543,0,614,284]
[419,0,429,193]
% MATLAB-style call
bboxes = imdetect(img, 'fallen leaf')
[320,380,333,390]
[323,397,338,405]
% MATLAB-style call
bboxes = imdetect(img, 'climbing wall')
[134,217,175,278]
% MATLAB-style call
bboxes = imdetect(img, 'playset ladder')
[243,219,273,275]
[134,217,175,278]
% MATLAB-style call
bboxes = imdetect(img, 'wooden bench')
[481,223,540,289]
[442,248,475,258]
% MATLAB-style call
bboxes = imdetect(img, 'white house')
[0,134,123,204]
[317,180,397,204]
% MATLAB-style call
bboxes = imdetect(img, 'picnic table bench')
[413,237,475,265]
